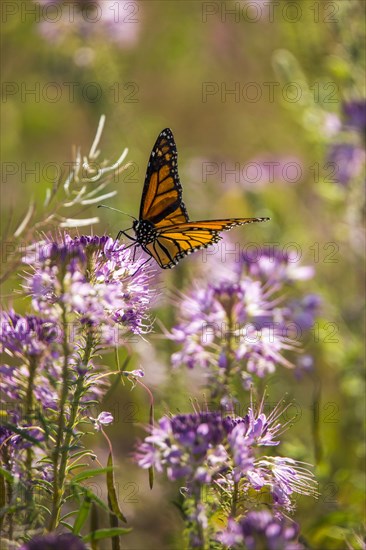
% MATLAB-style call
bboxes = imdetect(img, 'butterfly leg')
[116,230,136,242]
[130,255,152,277]
[114,231,136,253]
[121,242,137,251]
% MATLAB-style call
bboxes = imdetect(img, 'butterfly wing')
[145,218,270,268]
[140,128,189,228]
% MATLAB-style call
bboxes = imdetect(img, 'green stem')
[2,446,14,540]
[48,329,94,531]
[231,480,239,518]
[25,356,37,418]
[25,356,37,521]
[221,306,234,401]
[49,292,70,531]
[189,485,207,550]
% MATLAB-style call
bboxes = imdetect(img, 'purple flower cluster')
[0,311,60,358]
[135,398,317,513]
[0,233,155,460]
[218,510,304,549]
[34,0,140,52]
[169,246,320,385]
[0,310,62,409]
[24,234,155,344]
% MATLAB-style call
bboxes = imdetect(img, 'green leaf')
[148,466,154,490]
[70,485,110,514]
[68,463,90,474]
[36,411,52,438]
[59,521,73,530]
[36,504,52,516]
[0,467,14,483]
[73,495,91,534]
[71,467,112,483]
[83,527,132,542]
[61,510,79,522]
[34,479,53,492]
[106,453,127,523]
[108,496,120,550]
[69,450,97,463]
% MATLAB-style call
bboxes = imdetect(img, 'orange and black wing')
[144,218,270,269]
[140,128,189,228]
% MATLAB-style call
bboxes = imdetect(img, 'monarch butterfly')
[103,129,270,269]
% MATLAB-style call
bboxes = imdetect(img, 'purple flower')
[135,399,317,512]
[20,532,87,550]
[343,99,366,135]
[247,457,318,511]
[0,311,61,358]
[34,0,140,51]
[241,155,304,189]
[283,294,322,332]
[240,247,314,283]
[0,365,21,400]
[91,411,114,430]
[123,368,144,378]
[218,511,304,549]
[168,247,319,383]
[295,354,314,378]
[24,233,156,344]
[135,413,231,482]
[327,142,365,186]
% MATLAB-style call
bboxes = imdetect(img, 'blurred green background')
[1,1,365,548]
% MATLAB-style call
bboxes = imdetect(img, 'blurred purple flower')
[327,142,365,186]
[323,112,342,138]
[168,247,319,383]
[240,247,315,283]
[283,294,322,332]
[20,532,87,550]
[343,99,366,135]
[295,354,314,378]
[11,426,46,449]
[242,156,304,189]
[35,0,140,51]
[218,511,304,549]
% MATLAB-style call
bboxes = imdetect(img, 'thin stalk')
[25,356,37,522]
[1,444,14,540]
[49,330,94,530]
[25,356,37,419]
[192,485,207,550]
[49,277,70,530]
[221,303,235,402]
[231,480,239,518]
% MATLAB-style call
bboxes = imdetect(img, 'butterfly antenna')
[98,204,137,222]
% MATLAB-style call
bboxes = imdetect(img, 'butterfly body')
[127,128,269,269]
[133,219,157,245]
